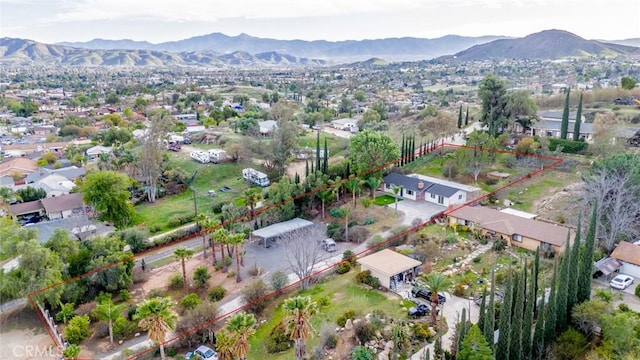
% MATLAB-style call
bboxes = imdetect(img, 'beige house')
[447,206,571,255]
[357,249,422,290]
[611,242,640,278]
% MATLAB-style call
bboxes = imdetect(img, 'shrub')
[329,208,343,218]
[363,217,375,225]
[354,321,376,343]
[484,177,498,186]
[350,346,375,360]
[550,327,588,360]
[242,279,269,314]
[119,289,131,302]
[473,256,482,264]
[208,285,226,302]
[320,323,338,349]
[317,296,330,307]
[327,222,345,241]
[356,270,372,284]
[342,250,356,265]
[147,288,166,299]
[127,305,137,321]
[113,317,135,340]
[64,315,91,344]
[119,227,150,253]
[549,138,588,154]
[349,226,371,243]
[453,283,466,297]
[193,266,211,289]
[366,277,380,289]
[635,283,640,298]
[492,238,508,252]
[180,294,202,311]
[269,270,289,293]
[336,261,351,274]
[337,309,357,327]
[413,323,434,341]
[168,272,184,290]
[265,321,292,353]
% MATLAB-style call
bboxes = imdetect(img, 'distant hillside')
[603,38,640,48]
[0,38,326,67]
[58,33,506,62]
[441,30,640,61]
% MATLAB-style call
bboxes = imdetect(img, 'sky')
[1,0,639,44]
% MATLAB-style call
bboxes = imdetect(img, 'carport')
[251,218,314,248]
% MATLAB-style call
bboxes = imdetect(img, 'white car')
[610,274,634,290]
[194,345,218,360]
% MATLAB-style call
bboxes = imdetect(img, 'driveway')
[392,198,447,226]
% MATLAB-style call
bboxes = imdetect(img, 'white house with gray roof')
[382,173,482,207]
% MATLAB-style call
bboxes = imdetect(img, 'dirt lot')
[0,306,58,360]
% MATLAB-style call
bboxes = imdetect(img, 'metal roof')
[251,218,314,240]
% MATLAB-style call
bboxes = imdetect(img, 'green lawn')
[297,132,349,158]
[248,271,409,359]
[135,154,262,232]
[374,194,401,206]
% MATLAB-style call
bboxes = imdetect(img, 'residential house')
[32,173,77,197]
[0,158,38,178]
[610,241,640,278]
[8,192,85,221]
[530,111,592,141]
[382,173,481,206]
[32,125,57,136]
[25,166,86,184]
[357,249,422,290]
[29,215,115,243]
[3,142,69,155]
[447,205,571,255]
[85,145,112,160]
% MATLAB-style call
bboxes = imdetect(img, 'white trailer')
[190,151,210,164]
[207,149,228,163]
[242,168,270,187]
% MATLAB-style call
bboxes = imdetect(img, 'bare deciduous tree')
[283,225,325,290]
[583,167,640,253]
[138,110,172,203]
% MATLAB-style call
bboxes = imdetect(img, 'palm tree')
[228,232,246,283]
[361,197,373,218]
[391,184,403,214]
[344,177,361,208]
[92,299,125,345]
[364,176,382,198]
[135,297,178,360]
[215,329,236,360]
[212,228,229,265]
[316,189,335,220]
[329,176,343,201]
[0,187,19,215]
[195,213,211,259]
[283,296,318,360]
[226,312,256,360]
[242,188,262,220]
[338,205,352,242]
[174,247,194,293]
[419,272,453,326]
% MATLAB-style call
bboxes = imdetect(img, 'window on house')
[385,183,390,189]
[438,195,444,204]
[430,193,436,199]
[513,234,523,242]
[458,194,463,200]
[406,189,413,196]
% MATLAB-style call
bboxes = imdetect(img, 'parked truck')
[242,168,270,187]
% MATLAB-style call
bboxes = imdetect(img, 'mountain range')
[442,30,640,61]
[1,30,639,67]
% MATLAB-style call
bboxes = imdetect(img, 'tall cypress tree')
[532,289,546,360]
[556,231,572,333]
[305,159,309,177]
[484,269,496,348]
[458,105,463,129]
[496,271,513,360]
[577,204,597,303]
[456,307,468,356]
[522,261,536,360]
[478,286,487,332]
[509,270,525,360]
[573,92,583,141]
[315,131,321,173]
[323,138,328,174]
[567,216,582,314]
[465,106,469,126]
[544,261,558,345]
[400,134,405,166]
[411,136,416,162]
[560,88,571,139]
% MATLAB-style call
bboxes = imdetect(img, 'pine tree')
[556,231,572,334]
[532,290,545,360]
[567,216,582,314]
[496,271,513,360]
[458,325,494,360]
[478,286,487,332]
[509,269,525,360]
[458,105,463,129]
[577,204,597,303]
[522,261,536,360]
[573,93,583,141]
[560,88,571,139]
[465,106,469,126]
[483,270,496,348]
[544,261,558,345]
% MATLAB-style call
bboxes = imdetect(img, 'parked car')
[193,345,218,360]
[321,238,337,252]
[207,190,217,197]
[183,138,192,144]
[411,287,446,304]
[408,303,430,318]
[610,274,634,290]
